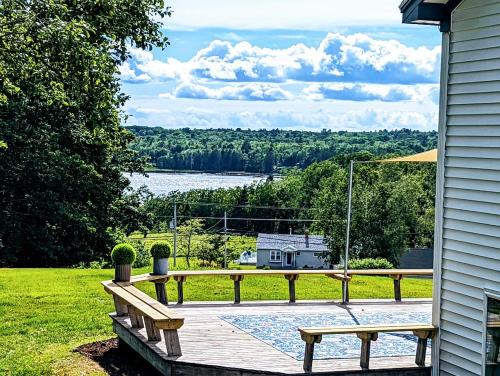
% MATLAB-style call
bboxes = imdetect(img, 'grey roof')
[256,233,328,252]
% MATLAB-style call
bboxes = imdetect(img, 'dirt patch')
[75,338,162,376]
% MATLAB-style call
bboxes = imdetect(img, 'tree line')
[127,126,438,173]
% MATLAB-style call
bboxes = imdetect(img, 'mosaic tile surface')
[220,311,431,360]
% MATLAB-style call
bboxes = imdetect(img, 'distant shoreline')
[141,169,279,178]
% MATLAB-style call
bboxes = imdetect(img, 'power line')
[172,201,315,211]
[176,215,319,222]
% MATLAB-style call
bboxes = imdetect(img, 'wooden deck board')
[111,299,432,375]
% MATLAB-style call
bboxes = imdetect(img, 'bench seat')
[299,323,436,373]
[102,280,184,356]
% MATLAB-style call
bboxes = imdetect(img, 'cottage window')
[485,293,500,374]
[313,252,321,257]
[269,251,281,263]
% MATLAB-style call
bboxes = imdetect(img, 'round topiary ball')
[150,241,171,259]
[111,243,136,265]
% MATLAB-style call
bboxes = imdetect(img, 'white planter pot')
[153,258,169,275]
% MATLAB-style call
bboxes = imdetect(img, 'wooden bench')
[102,280,184,356]
[344,269,433,303]
[169,270,349,304]
[126,268,432,305]
[128,270,348,305]
[299,323,436,373]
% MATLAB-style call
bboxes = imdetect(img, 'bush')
[130,241,151,268]
[111,243,136,265]
[150,241,171,259]
[348,258,394,270]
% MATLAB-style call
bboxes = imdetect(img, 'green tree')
[313,162,436,265]
[196,234,223,266]
[127,126,437,173]
[196,234,239,267]
[0,0,171,266]
[177,219,204,267]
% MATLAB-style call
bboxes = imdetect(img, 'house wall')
[256,250,327,269]
[256,249,276,267]
[295,251,328,269]
[436,1,500,374]
[399,248,433,269]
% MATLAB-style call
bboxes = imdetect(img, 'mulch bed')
[75,338,162,376]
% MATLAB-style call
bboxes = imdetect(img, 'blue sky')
[121,0,442,132]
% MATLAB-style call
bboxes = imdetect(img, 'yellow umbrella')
[379,149,437,163]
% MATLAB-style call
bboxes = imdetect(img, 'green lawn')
[0,267,432,375]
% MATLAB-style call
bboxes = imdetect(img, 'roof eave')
[400,0,462,32]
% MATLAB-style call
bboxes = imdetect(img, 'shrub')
[72,259,112,269]
[130,241,151,268]
[348,258,394,270]
[111,243,136,265]
[150,241,171,259]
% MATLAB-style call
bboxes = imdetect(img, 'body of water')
[127,172,266,196]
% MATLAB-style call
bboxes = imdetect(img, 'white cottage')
[400,1,500,375]
[256,233,329,269]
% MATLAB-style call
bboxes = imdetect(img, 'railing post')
[285,274,299,303]
[113,295,128,316]
[163,329,182,357]
[144,317,162,341]
[413,329,434,367]
[357,332,378,369]
[127,305,144,328]
[174,275,187,304]
[342,278,350,304]
[391,274,403,302]
[327,274,351,304]
[231,275,244,304]
[300,333,322,374]
[151,277,169,305]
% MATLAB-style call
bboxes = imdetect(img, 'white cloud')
[163,82,293,101]
[121,30,441,131]
[303,83,439,102]
[119,62,151,83]
[124,33,441,85]
[189,33,440,83]
[125,98,438,131]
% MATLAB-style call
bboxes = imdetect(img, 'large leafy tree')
[0,0,171,266]
[313,161,436,265]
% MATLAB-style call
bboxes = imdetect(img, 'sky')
[121,0,443,132]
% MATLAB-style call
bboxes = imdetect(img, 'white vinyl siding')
[438,1,500,375]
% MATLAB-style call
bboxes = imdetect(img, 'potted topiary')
[111,243,136,282]
[150,241,171,275]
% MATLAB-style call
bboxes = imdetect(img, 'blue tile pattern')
[220,311,431,360]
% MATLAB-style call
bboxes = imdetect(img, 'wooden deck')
[111,299,433,375]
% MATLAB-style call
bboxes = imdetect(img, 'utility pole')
[343,160,354,303]
[223,210,228,269]
[173,202,177,267]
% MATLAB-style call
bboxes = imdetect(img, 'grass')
[0,267,432,375]
[127,232,256,258]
